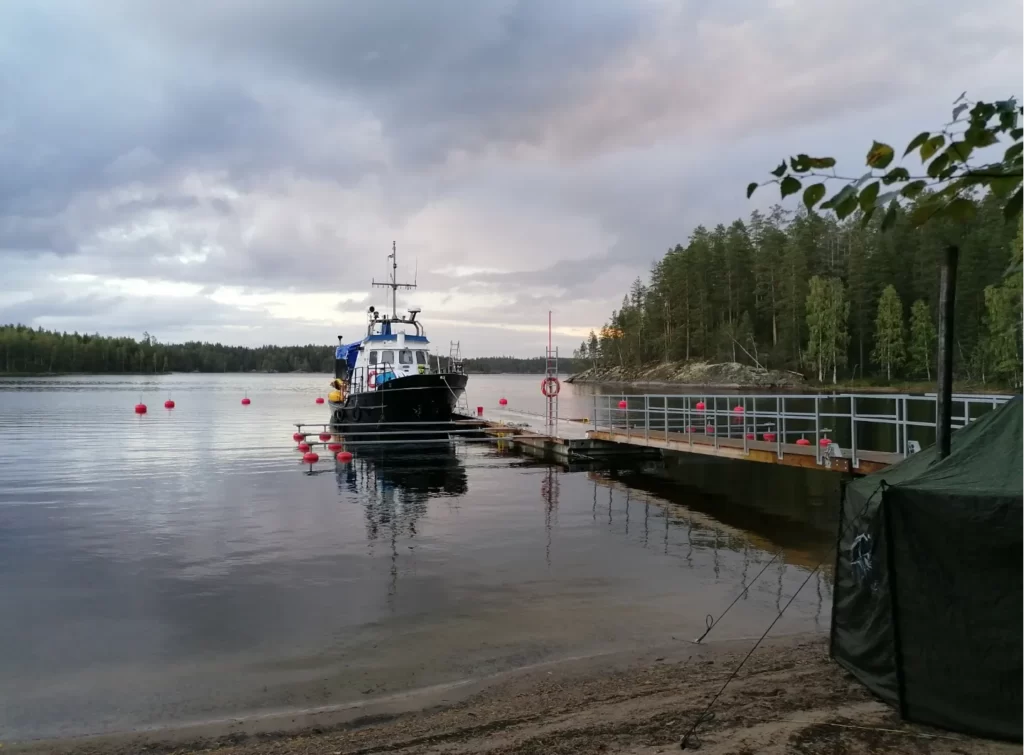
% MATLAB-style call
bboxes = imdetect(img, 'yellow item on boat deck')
[328,390,343,403]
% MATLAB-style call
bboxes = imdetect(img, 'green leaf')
[1005,143,1023,163]
[822,184,855,210]
[940,198,977,222]
[904,132,929,157]
[943,141,974,163]
[881,202,899,231]
[790,155,808,172]
[1004,188,1022,220]
[927,154,950,179]
[909,201,940,227]
[901,180,928,198]
[920,135,945,161]
[860,206,877,227]
[853,171,875,188]
[771,162,787,178]
[747,182,759,199]
[806,156,836,169]
[990,174,1022,198]
[802,183,826,210]
[835,192,859,220]
[964,127,998,148]
[866,141,895,169]
[859,181,880,210]
[881,167,910,185]
[876,191,900,207]
[1011,128,1023,141]
[952,103,968,120]
[780,176,802,199]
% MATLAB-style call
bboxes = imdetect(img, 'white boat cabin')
[348,309,434,394]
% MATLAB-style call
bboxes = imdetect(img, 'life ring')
[541,376,561,397]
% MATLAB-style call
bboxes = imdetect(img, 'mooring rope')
[679,481,885,750]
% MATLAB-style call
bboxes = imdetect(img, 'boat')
[329,243,468,435]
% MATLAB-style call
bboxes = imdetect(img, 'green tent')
[831,396,1022,741]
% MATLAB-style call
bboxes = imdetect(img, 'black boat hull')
[330,373,468,442]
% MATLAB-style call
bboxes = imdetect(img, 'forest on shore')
[0,326,581,375]
[576,194,1022,387]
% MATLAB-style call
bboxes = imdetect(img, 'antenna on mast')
[372,240,417,319]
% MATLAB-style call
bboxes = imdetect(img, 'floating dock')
[464,392,1012,474]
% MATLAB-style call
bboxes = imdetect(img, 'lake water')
[0,374,838,741]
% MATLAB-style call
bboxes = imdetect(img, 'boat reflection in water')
[335,444,468,598]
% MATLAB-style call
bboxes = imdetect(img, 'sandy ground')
[17,634,1015,755]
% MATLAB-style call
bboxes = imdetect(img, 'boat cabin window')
[415,350,427,365]
[368,350,378,365]
[381,350,395,365]
[399,349,413,365]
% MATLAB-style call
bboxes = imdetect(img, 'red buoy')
[302,451,319,464]
[705,424,715,434]
[686,426,696,433]
[733,405,745,413]
[796,438,811,446]
[763,432,777,442]
[745,432,756,440]
[134,403,147,414]
[298,442,311,452]
[319,432,331,442]
[241,397,251,405]
[618,400,628,409]
[292,432,304,442]
[819,437,832,447]
[499,398,508,406]
[336,450,354,463]
[164,400,175,409]
[328,442,343,452]
[315,397,325,405]
[695,401,706,411]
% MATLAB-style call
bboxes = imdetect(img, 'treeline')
[0,327,336,374]
[577,194,1022,386]
[463,356,586,374]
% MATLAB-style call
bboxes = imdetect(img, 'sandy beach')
[17,633,1015,755]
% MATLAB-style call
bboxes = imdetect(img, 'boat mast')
[372,240,417,319]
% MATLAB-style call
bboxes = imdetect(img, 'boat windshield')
[399,350,413,365]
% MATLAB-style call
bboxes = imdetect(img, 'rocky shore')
[567,361,805,390]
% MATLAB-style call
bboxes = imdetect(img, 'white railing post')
[814,395,821,464]
[644,394,650,443]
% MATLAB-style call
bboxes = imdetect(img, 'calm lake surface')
[0,374,840,741]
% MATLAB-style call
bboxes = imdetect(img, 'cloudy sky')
[1,1,1020,356]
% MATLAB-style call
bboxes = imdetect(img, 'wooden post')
[936,245,958,460]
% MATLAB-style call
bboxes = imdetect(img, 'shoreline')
[14,633,1012,755]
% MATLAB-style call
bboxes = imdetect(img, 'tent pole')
[936,245,958,460]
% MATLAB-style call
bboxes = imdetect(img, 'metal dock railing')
[589,392,1012,473]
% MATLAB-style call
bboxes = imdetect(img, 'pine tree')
[805,276,849,383]
[907,299,936,380]
[871,285,906,381]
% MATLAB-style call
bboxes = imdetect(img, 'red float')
[319,432,331,441]
[298,442,311,452]
[796,438,811,446]
[498,398,508,406]
[241,397,251,405]
[134,403,147,414]
[745,433,756,440]
[686,426,697,433]
[733,405,745,413]
[302,451,319,464]
[477,406,484,417]
[618,400,628,409]
[293,432,304,442]
[695,401,706,411]
[328,442,343,452]
[819,437,832,447]
[336,450,354,463]
[315,397,325,404]
[706,425,715,434]
[763,432,777,442]
[164,400,175,409]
